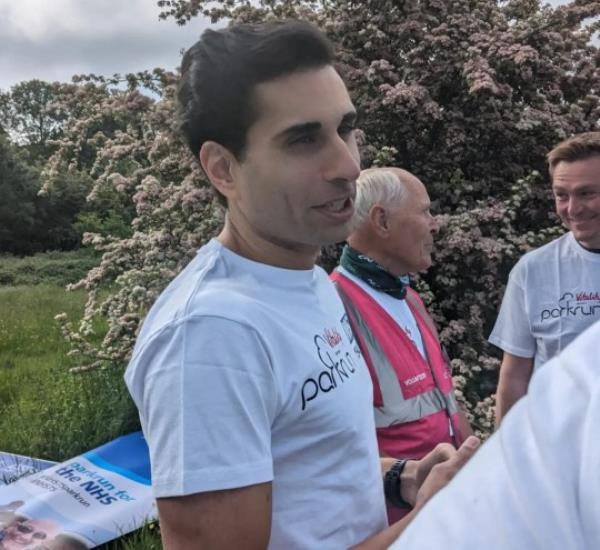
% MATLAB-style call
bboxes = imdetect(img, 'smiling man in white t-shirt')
[490,132,600,424]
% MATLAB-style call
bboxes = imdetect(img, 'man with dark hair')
[125,20,478,549]
[490,131,600,423]
[177,21,337,206]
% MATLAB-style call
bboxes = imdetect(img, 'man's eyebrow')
[575,184,600,192]
[553,184,599,192]
[340,111,357,126]
[274,111,358,142]
[275,121,322,142]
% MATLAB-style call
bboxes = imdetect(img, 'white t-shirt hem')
[152,460,274,498]
[487,336,534,359]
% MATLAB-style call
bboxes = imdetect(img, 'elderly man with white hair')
[331,167,471,522]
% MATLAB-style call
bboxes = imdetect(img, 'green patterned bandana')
[340,245,410,299]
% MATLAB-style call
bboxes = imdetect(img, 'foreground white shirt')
[125,239,386,549]
[391,320,600,550]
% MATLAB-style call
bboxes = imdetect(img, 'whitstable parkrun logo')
[540,291,600,322]
[300,317,361,411]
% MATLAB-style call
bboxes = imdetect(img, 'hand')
[399,436,480,507]
[413,436,480,510]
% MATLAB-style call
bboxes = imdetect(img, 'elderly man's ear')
[369,204,390,236]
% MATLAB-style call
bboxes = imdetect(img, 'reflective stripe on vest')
[405,289,453,367]
[335,281,459,427]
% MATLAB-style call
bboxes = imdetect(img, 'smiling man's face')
[226,65,361,259]
[552,155,600,250]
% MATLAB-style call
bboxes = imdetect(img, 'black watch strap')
[384,459,412,509]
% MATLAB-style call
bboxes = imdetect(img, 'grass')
[0,248,100,287]
[0,285,139,459]
[0,283,160,549]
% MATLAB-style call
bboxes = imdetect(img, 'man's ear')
[369,204,389,237]
[199,141,238,200]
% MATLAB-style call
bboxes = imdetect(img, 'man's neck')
[574,236,600,254]
[217,217,319,270]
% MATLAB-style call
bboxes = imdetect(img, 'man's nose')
[567,196,584,218]
[323,136,361,184]
[430,213,440,234]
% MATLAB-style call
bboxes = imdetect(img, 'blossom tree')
[47,0,599,436]
[44,70,222,370]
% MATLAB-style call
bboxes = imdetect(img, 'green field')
[0,249,101,287]
[0,280,160,549]
[0,284,139,459]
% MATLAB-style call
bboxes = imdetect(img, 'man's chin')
[419,253,434,271]
[316,226,353,248]
[574,232,600,250]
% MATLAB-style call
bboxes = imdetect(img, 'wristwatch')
[384,459,412,509]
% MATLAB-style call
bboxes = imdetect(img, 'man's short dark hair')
[178,20,336,162]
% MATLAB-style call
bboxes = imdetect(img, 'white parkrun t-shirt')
[489,232,600,369]
[125,239,387,549]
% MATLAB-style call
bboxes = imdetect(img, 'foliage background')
[3,0,598,437]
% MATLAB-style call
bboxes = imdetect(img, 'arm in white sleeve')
[125,315,278,497]
[489,266,536,359]
[390,322,600,550]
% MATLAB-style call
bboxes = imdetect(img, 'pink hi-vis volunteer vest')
[331,272,463,460]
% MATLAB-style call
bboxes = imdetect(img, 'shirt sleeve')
[488,264,536,358]
[125,315,278,498]
[390,323,600,550]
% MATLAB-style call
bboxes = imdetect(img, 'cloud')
[0,0,212,90]
[0,0,587,91]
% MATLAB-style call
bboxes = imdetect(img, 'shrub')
[0,249,101,287]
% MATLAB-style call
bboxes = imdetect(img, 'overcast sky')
[0,0,574,92]
[0,0,213,90]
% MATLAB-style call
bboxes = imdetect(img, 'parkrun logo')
[540,291,600,322]
[300,319,360,411]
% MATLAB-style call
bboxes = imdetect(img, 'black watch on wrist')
[384,459,412,509]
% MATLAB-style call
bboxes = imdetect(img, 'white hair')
[353,169,407,227]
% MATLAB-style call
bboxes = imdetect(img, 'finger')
[416,443,457,485]
[459,435,480,452]
[426,442,456,465]
[451,435,480,467]
[414,437,481,509]
[430,439,479,483]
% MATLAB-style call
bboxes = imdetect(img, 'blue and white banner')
[0,432,156,549]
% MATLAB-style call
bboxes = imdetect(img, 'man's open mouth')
[316,197,354,213]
